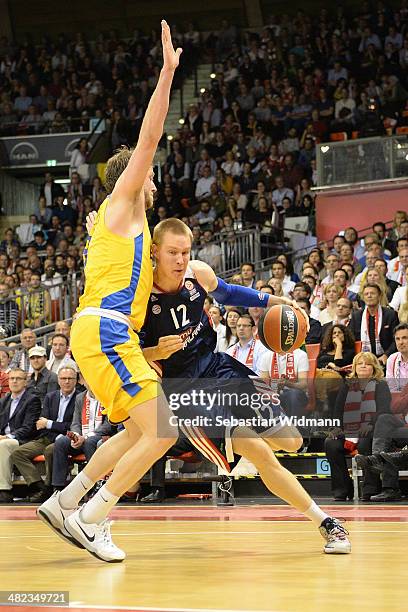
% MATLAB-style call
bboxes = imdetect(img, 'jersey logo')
[151,295,158,302]
[152,305,161,315]
[185,280,194,290]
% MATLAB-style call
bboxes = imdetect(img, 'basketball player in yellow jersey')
[37,21,184,563]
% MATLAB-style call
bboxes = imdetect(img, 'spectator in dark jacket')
[0,369,41,502]
[11,366,77,502]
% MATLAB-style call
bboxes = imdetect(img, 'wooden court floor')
[0,503,407,612]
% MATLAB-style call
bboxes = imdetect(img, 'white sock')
[59,472,95,510]
[303,501,329,527]
[81,485,119,524]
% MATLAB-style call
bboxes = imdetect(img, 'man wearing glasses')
[0,369,41,503]
[226,314,268,375]
[11,366,77,503]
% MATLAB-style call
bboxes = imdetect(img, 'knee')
[44,444,54,458]
[280,435,303,453]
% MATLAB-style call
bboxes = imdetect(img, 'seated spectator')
[51,388,114,492]
[0,369,41,502]
[46,334,71,374]
[376,258,401,299]
[319,283,344,324]
[387,243,408,284]
[240,262,256,289]
[11,366,78,502]
[27,346,59,401]
[0,283,19,339]
[349,284,399,364]
[24,272,52,328]
[197,230,222,273]
[321,254,340,285]
[10,329,38,372]
[358,271,390,309]
[317,324,356,371]
[325,352,391,501]
[227,314,268,375]
[193,201,217,229]
[0,348,10,397]
[216,308,240,353]
[295,297,321,345]
[195,165,216,201]
[390,264,408,315]
[270,259,295,296]
[259,345,309,419]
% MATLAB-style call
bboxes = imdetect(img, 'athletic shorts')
[163,352,287,471]
[71,315,160,424]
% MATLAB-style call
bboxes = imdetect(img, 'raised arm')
[111,20,182,210]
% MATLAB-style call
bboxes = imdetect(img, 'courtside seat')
[33,453,86,463]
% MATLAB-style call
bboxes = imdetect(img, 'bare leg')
[263,425,303,453]
[232,427,311,513]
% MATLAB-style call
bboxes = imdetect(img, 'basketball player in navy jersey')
[85,214,351,553]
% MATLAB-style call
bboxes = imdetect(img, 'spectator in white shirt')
[390,269,408,314]
[386,324,408,393]
[321,253,340,285]
[259,347,309,418]
[271,175,294,208]
[240,262,256,288]
[216,308,240,353]
[198,230,222,272]
[195,166,216,201]
[335,89,356,121]
[387,245,408,285]
[270,260,295,296]
[226,314,268,375]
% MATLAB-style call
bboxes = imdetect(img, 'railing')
[0,280,80,338]
[316,134,408,188]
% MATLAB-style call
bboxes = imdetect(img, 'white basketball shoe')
[64,508,126,562]
[37,491,84,549]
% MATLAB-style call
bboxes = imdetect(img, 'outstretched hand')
[86,210,98,235]
[161,19,182,72]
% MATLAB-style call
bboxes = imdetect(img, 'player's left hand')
[161,20,182,72]
[157,335,184,359]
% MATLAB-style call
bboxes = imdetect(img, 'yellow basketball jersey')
[77,198,153,331]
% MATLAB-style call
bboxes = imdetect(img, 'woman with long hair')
[324,352,392,500]
[216,308,241,353]
[390,262,408,316]
[317,324,356,371]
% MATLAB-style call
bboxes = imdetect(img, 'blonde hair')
[348,352,384,380]
[360,281,389,307]
[104,146,134,194]
[323,282,343,301]
[152,218,193,246]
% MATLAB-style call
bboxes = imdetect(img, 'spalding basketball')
[258,304,307,353]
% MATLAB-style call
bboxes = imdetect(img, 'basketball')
[258,304,307,353]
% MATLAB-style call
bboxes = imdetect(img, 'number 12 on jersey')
[170,305,190,329]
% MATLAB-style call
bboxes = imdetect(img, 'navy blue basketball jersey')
[141,267,217,377]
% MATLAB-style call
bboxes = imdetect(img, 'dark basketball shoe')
[319,517,351,554]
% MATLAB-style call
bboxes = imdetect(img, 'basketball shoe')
[319,517,351,554]
[64,508,126,562]
[37,491,84,549]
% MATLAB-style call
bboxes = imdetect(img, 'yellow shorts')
[71,315,160,424]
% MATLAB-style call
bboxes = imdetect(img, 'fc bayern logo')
[185,280,194,291]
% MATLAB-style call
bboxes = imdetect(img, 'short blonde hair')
[323,282,343,300]
[348,352,384,380]
[152,218,193,246]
